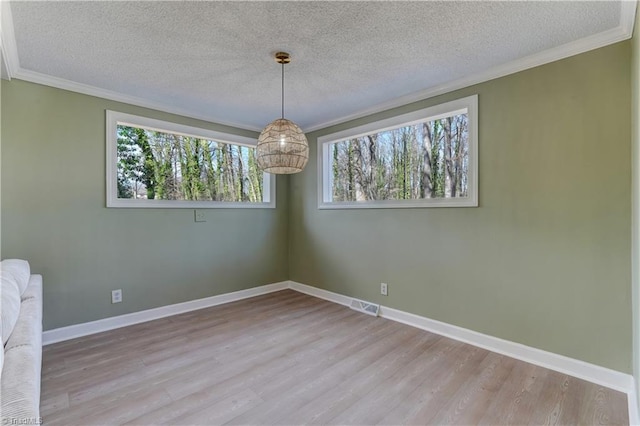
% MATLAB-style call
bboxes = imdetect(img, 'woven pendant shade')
[256,118,309,174]
[256,51,309,174]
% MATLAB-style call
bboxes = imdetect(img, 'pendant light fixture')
[256,52,309,174]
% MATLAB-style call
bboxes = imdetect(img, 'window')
[106,111,275,208]
[318,95,478,209]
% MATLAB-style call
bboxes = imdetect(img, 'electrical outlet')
[111,289,122,304]
[381,283,388,296]
[194,210,206,222]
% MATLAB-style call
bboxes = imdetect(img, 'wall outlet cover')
[111,289,122,304]
[194,210,206,222]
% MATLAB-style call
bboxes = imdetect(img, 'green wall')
[1,41,633,374]
[1,80,289,330]
[289,42,632,373]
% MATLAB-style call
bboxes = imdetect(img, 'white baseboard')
[42,279,638,423]
[629,380,639,426]
[42,281,289,345]
[379,303,632,392]
[288,281,353,307]
[287,280,636,422]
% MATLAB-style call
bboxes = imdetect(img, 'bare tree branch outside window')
[116,125,264,203]
[330,113,469,202]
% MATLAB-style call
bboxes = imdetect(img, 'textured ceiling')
[6,1,626,132]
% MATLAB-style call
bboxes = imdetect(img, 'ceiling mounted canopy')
[256,52,309,175]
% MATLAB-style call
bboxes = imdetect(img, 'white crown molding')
[1,44,9,80]
[0,0,17,80]
[0,1,260,129]
[12,68,263,132]
[1,1,636,134]
[305,3,637,133]
[42,281,288,345]
[621,0,638,37]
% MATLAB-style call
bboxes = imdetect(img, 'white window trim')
[106,110,275,208]
[317,94,478,209]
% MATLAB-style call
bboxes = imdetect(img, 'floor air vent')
[350,299,380,317]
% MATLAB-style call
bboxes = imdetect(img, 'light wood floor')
[41,290,628,425]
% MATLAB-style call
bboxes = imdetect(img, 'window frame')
[106,110,275,208]
[317,95,478,209]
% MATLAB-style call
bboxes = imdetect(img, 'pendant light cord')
[281,61,285,119]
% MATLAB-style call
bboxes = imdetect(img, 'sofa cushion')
[1,344,41,421]
[20,275,43,303]
[1,274,21,345]
[4,296,42,352]
[0,341,4,381]
[1,275,43,424]
[1,259,30,296]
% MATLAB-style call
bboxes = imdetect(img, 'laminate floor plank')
[380,344,490,425]
[49,387,173,426]
[225,324,422,425]
[577,382,628,426]
[139,294,330,367]
[327,337,462,425]
[277,332,442,425]
[127,311,384,426]
[66,344,222,406]
[179,389,264,426]
[426,353,517,425]
[41,290,629,425]
[477,361,548,425]
[43,290,304,360]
